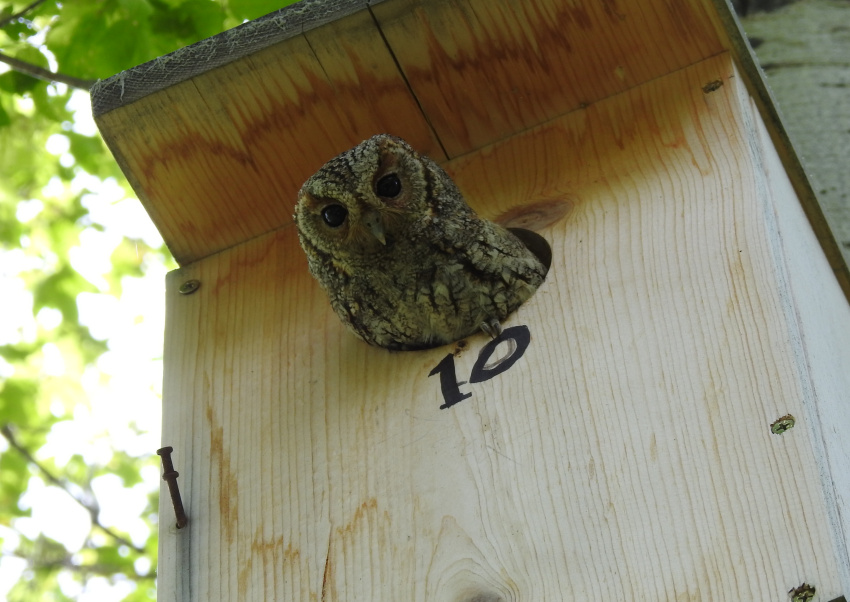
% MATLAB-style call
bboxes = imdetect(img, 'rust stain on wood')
[206,403,239,547]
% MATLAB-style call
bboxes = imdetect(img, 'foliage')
[0,0,297,599]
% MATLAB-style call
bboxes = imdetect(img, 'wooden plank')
[157,53,845,600]
[95,8,441,265]
[89,0,370,114]
[707,0,850,303]
[372,0,728,156]
[94,0,735,266]
[92,0,850,300]
[743,81,850,590]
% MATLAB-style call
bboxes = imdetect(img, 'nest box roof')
[91,0,847,295]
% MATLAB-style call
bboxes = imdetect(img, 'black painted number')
[429,325,531,409]
[428,353,472,409]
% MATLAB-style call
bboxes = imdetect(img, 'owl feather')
[294,134,547,351]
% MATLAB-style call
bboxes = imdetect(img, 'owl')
[294,134,548,351]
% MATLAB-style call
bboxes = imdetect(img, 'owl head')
[294,134,467,258]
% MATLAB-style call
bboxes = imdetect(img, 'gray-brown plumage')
[294,134,547,351]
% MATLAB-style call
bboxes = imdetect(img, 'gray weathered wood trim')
[90,0,380,115]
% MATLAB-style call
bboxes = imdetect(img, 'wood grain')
[96,9,441,265]
[157,54,846,600]
[745,79,850,589]
[93,0,850,303]
[372,0,727,155]
[94,0,732,266]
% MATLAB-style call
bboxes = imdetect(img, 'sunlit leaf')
[111,451,146,487]
[228,0,297,21]
[0,451,31,516]
[30,81,71,122]
[0,342,40,363]
[0,99,11,127]
[150,0,225,40]
[63,453,92,483]
[33,263,94,324]
[93,543,126,568]
[66,131,109,174]
[0,379,39,424]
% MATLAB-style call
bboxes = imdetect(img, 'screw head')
[178,279,201,295]
[770,414,796,435]
[788,583,815,602]
[702,79,723,93]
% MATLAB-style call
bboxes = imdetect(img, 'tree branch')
[0,0,47,29]
[0,51,96,90]
[0,424,144,553]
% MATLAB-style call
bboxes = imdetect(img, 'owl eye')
[321,204,348,227]
[375,173,402,198]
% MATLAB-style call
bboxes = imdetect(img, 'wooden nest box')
[92,0,850,599]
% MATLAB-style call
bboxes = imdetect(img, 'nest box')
[92,0,850,599]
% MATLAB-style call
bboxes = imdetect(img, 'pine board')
[94,7,442,265]
[157,54,845,601]
[371,0,726,155]
[94,0,728,266]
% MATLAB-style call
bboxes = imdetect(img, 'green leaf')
[10,44,49,69]
[0,62,44,94]
[32,263,94,324]
[0,379,39,424]
[111,451,146,487]
[150,0,225,40]
[0,98,11,127]
[66,131,108,174]
[0,451,31,517]
[0,343,40,363]
[0,45,51,94]
[0,11,39,40]
[62,453,91,483]
[110,238,148,281]
[93,543,126,568]
[30,82,71,123]
[228,0,298,21]
[117,0,155,20]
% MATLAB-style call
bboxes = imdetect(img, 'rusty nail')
[157,446,188,528]
[178,279,200,295]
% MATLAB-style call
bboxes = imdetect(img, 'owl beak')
[363,209,387,245]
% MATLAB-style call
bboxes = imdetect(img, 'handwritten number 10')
[428,325,531,409]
